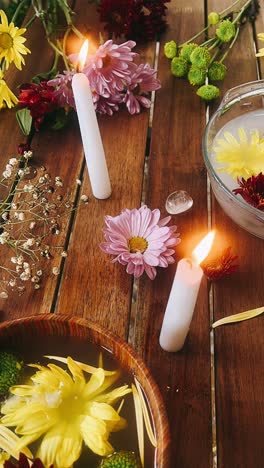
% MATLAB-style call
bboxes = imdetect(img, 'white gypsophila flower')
[0,232,9,244]
[11,203,17,210]
[23,184,34,193]
[20,271,31,281]
[18,169,24,177]
[1,212,8,221]
[18,213,25,221]
[23,151,33,159]
[80,195,89,202]
[52,267,60,275]
[9,158,18,167]
[0,292,8,299]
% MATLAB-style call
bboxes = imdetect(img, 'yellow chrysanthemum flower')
[0,356,131,468]
[0,70,18,108]
[213,127,264,179]
[0,10,30,70]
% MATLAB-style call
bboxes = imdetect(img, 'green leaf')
[51,108,72,130]
[16,109,33,136]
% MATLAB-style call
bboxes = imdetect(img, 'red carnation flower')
[233,173,264,211]
[201,246,239,281]
[18,82,58,131]
[98,0,170,42]
[4,452,52,468]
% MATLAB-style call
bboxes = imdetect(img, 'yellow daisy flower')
[213,127,264,179]
[0,356,131,468]
[0,10,30,70]
[0,70,18,108]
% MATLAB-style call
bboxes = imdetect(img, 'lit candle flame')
[192,231,215,265]
[78,39,89,72]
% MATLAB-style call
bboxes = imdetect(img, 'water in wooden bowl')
[0,315,170,468]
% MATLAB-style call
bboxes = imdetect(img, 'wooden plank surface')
[54,6,156,340]
[207,1,264,467]
[129,1,213,467]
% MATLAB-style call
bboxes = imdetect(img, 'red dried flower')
[233,173,264,211]
[201,246,238,281]
[98,0,170,42]
[4,453,51,468]
[18,82,58,131]
[17,142,31,155]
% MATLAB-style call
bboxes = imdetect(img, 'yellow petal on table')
[212,306,264,328]
[257,33,264,41]
[134,378,157,448]
[256,48,264,57]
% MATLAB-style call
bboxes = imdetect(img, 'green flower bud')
[216,20,236,43]
[188,66,206,86]
[164,40,177,59]
[180,43,198,62]
[208,12,220,25]
[208,61,227,81]
[197,84,220,101]
[190,46,211,69]
[171,56,188,78]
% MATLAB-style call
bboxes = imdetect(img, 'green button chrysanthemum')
[188,66,206,86]
[197,84,220,101]
[180,43,198,62]
[208,12,220,25]
[216,20,236,43]
[208,61,227,81]
[164,40,177,59]
[171,56,188,77]
[190,46,211,69]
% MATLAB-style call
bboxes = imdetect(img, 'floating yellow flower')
[0,356,131,468]
[0,70,18,108]
[213,128,264,179]
[0,10,30,70]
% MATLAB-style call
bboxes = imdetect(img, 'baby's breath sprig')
[0,151,87,298]
[164,0,260,101]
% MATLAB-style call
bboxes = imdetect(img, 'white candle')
[72,41,111,200]
[159,231,215,352]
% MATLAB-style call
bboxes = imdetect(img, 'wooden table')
[1,1,264,467]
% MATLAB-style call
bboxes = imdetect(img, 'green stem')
[71,24,84,40]
[11,0,29,25]
[179,24,212,48]
[24,13,37,28]
[232,0,253,24]
[200,36,217,48]
[47,39,63,57]
[219,0,243,17]
[208,38,220,51]
[209,48,219,65]
[219,25,240,63]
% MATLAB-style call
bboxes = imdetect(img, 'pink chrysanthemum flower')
[83,40,137,96]
[100,205,181,279]
[123,63,161,114]
[48,70,76,108]
[93,91,122,115]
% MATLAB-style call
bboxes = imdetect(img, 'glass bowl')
[203,80,264,239]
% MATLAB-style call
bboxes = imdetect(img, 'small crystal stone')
[165,190,193,214]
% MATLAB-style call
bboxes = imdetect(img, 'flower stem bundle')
[164,0,260,101]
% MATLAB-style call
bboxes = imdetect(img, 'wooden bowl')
[0,314,171,467]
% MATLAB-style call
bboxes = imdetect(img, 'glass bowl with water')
[203,80,264,239]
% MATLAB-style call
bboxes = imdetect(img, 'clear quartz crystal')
[165,190,193,214]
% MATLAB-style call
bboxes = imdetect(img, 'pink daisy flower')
[83,40,137,96]
[100,205,181,279]
[123,63,161,114]
[48,70,76,108]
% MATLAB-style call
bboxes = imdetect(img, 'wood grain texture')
[55,27,156,338]
[207,1,264,467]
[129,1,213,467]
